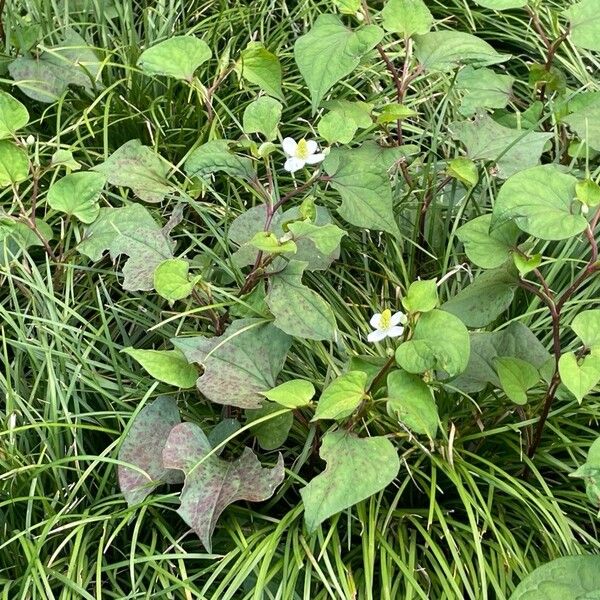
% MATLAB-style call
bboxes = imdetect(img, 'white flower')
[367,309,407,343]
[282,137,325,173]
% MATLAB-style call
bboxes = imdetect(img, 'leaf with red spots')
[163,422,284,551]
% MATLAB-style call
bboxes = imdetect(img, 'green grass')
[2,0,600,598]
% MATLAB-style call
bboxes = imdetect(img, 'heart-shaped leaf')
[47,171,106,223]
[312,371,367,421]
[0,91,29,138]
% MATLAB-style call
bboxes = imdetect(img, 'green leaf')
[529,63,566,94]
[447,157,479,188]
[242,96,282,141]
[207,419,241,452]
[442,268,517,328]
[51,149,81,171]
[474,0,526,7]
[450,113,552,178]
[376,102,417,124]
[246,402,293,450]
[122,348,197,388]
[261,379,315,408]
[118,396,182,506]
[381,0,433,37]
[153,258,200,301]
[509,556,600,600]
[300,430,400,532]
[163,422,284,551]
[395,309,470,377]
[313,371,367,421]
[137,36,211,81]
[294,15,384,112]
[491,165,587,240]
[248,231,297,254]
[559,351,600,403]
[184,139,255,180]
[513,252,542,275]
[0,140,29,186]
[453,323,550,394]
[0,217,54,262]
[455,66,513,117]
[563,95,600,151]
[576,179,600,207]
[415,31,510,72]
[564,0,600,53]
[172,318,292,409]
[348,355,388,389]
[333,0,361,14]
[386,370,438,437]
[0,91,29,138]
[236,42,283,100]
[266,260,337,341]
[494,356,539,405]
[323,144,400,236]
[8,29,100,103]
[287,221,346,255]
[571,310,600,349]
[318,100,373,144]
[78,204,175,291]
[46,171,106,223]
[93,140,173,203]
[402,279,438,313]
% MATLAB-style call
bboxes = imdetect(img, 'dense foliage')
[2,0,600,597]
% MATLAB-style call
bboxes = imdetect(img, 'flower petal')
[386,326,404,338]
[369,313,382,328]
[282,137,297,157]
[305,140,318,154]
[284,157,305,173]
[367,329,388,343]
[305,152,325,165]
[390,311,408,326]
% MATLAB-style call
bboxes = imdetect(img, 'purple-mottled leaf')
[163,422,285,551]
[172,318,292,409]
[118,396,182,506]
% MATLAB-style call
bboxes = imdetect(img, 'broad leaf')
[184,139,255,180]
[381,0,433,37]
[0,91,29,138]
[572,310,600,349]
[474,0,527,9]
[246,402,293,450]
[287,221,346,255]
[318,100,373,144]
[376,102,417,124]
[266,260,336,341]
[457,214,520,269]
[172,318,292,409]
[78,204,175,291]
[47,171,106,223]
[323,144,401,236]
[9,29,100,103]
[249,231,297,254]
[564,0,600,53]
[513,252,542,276]
[395,309,470,377]
[0,217,53,263]
[558,351,600,403]
[415,31,510,72]
[442,268,517,328]
[118,396,182,506]
[453,323,550,394]
[386,370,438,437]
[455,66,513,117]
[450,112,552,178]
[494,356,539,405]
[509,555,600,600]
[300,430,399,532]
[563,95,600,151]
[93,140,173,203]
[122,348,197,388]
[153,258,201,301]
[163,422,284,550]
[447,157,479,188]
[261,379,315,408]
[137,36,211,81]
[0,140,29,186]
[312,371,367,421]
[491,165,587,240]
[236,42,283,100]
[294,15,384,112]
[242,96,282,141]
[576,179,600,208]
[402,279,438,313]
